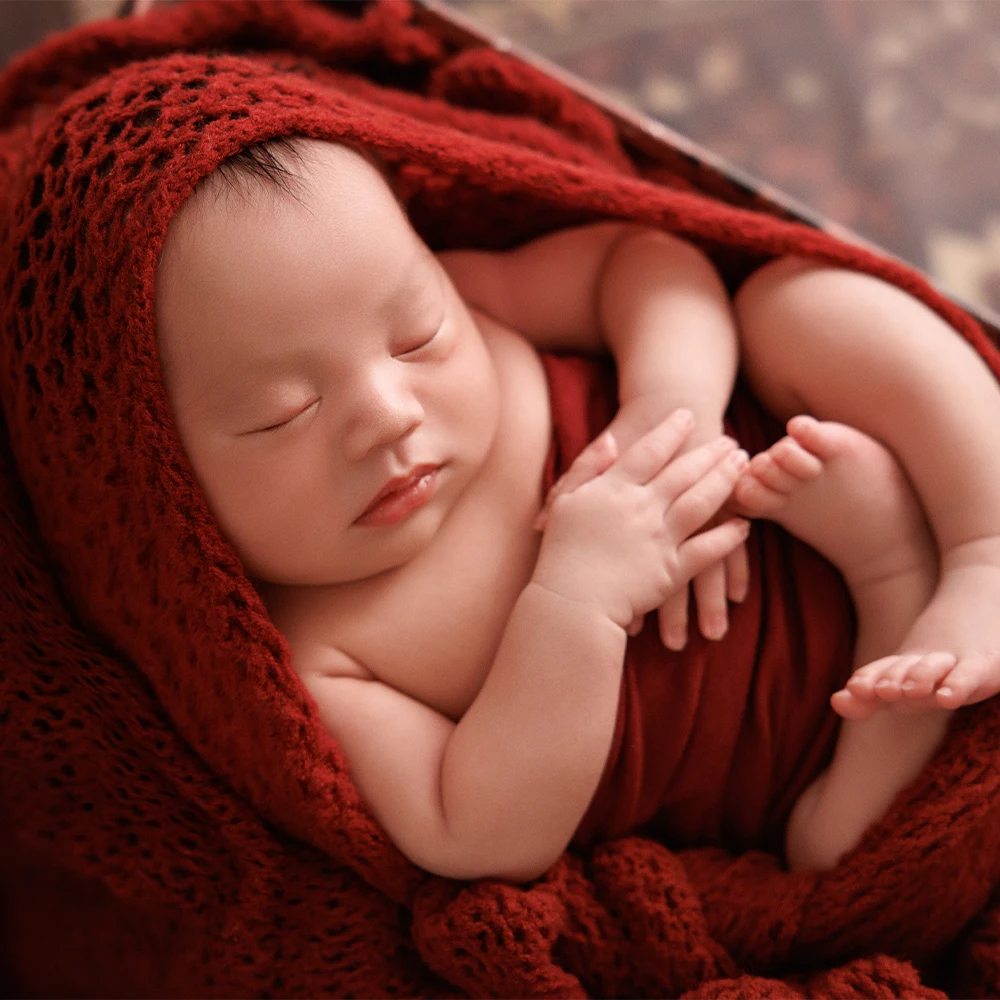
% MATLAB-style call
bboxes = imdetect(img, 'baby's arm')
[440,224,738,437]
[303,577,625,882]
[441,225,743,644]
[302,417,748,881]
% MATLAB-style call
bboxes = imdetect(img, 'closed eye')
[252,398,320,434]
[397,319,444,358]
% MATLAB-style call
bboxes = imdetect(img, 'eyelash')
[257,398,319,434]
[399,321,443,357]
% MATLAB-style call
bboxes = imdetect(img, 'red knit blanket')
[2,2,1000,996]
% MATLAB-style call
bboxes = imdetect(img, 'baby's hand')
[536,396,749,644]
[532,409,750,630]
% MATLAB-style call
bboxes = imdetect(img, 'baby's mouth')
[355,464,442,527]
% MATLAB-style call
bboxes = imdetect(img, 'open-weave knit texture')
[1,1,1000,996]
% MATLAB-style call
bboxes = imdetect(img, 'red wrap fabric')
[2,2,1000,997]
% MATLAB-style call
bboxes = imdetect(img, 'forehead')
[155,142,433,383]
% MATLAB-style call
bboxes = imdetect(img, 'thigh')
[733,257,991,427]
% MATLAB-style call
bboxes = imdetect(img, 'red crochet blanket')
[2,2,1000,996]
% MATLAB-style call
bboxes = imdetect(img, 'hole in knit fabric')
[133,106,161,128]
[18,277,35,308]
[32,209,51,240]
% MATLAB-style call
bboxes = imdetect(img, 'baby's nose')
[341,371,424,460]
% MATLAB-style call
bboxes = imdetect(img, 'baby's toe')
[748,451,801,495]
[846,668,881,700]
[769,436,823,480]
[849,653,905,699]
[901,652,957,699]
[935,653,994,708]
[876,654,932,702]
[831,687,881,720]
[733,461,786,513]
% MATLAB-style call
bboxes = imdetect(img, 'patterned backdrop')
[446,0,1000,321]
[3,0,999,317]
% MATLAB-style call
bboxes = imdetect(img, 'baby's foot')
[733,416,936,586]
[882,546,1000,713]
[733,416,944,720]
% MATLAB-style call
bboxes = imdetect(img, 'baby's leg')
[734,416,947,870]
[734,259,1000,713]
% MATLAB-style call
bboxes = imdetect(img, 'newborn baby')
[155,137,1000,880]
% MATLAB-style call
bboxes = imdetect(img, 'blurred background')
[3,0,999,317]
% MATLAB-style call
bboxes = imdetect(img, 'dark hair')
[209,136,402,209]
[210,136,306,204]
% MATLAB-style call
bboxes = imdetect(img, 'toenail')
[902,680,915,691]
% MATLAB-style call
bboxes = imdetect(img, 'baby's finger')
[534,431,618,530]
[678,519,751,584]
[625,616,645,637]
[658,589,690,651]
[694,563,728,641]
[564,429,619,489]
[607,408,694,486]
[726,541,750,603]
[666,448,749,538]
[653,436,738,504]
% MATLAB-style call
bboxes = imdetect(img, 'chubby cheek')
[193,442,341,581]
[439,333,501,465]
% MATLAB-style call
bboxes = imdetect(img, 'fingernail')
[704,618,727,641]
[674,408,694,427]
[728,449,749,469]
[666,626,687,650]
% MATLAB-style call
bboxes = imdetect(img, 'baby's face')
[156,140,500,586]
